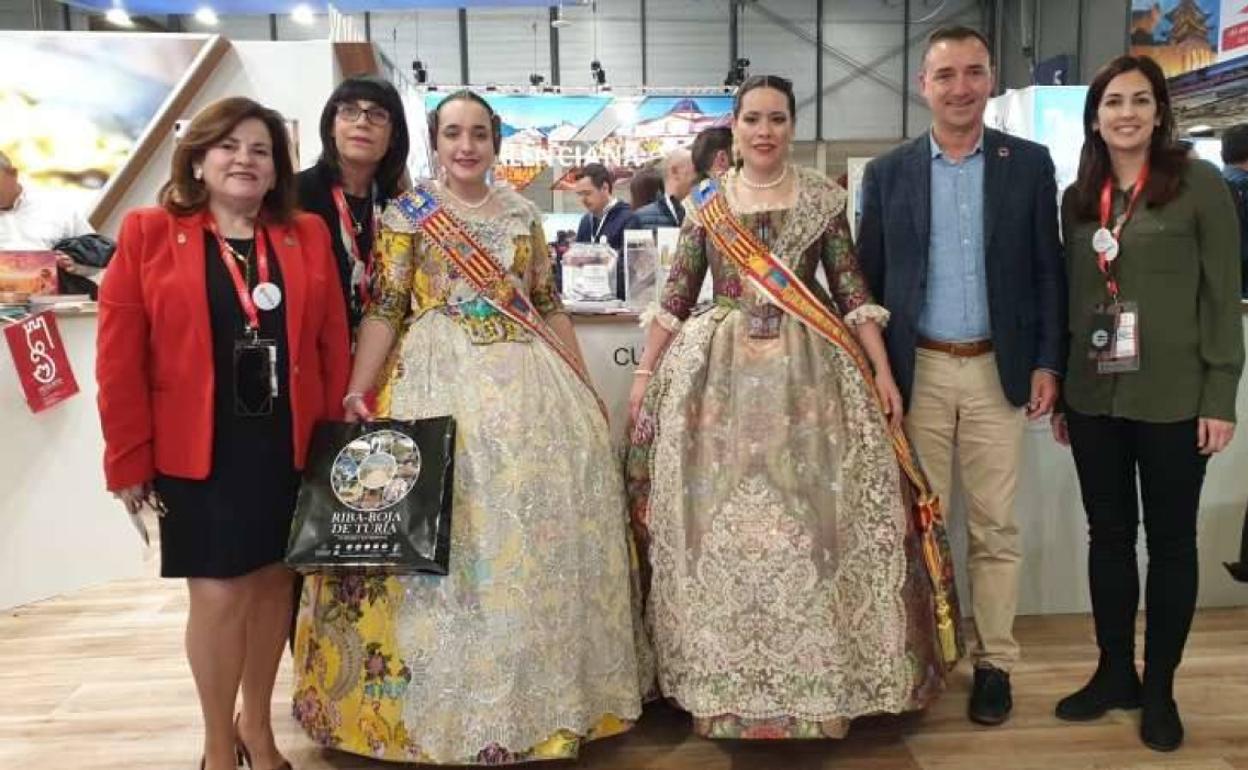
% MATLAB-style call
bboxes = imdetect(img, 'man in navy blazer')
[574,162,632,299]
[857,25,1065,727]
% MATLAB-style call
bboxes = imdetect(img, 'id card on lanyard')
[206,217,281,416]
[331,185,379,312]
[1087,167,1146,374]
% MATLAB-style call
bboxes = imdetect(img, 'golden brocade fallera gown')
[626,166,949,740]
[292,182,645,765]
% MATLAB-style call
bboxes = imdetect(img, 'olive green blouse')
[1061,159,1243,423]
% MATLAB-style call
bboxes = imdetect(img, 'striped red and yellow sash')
[692,178,961,664]
[395,190,606,419]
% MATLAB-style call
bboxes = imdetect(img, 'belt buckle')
[950,340,973,356]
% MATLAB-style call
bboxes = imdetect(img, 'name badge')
[1087,300,1140,374]
[234,337,278,416]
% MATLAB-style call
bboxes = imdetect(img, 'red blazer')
[97,207,350,491]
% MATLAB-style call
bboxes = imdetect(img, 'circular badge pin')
[1091,227,1118,260]
[252,281,282,311]
[1091,328,1111,350]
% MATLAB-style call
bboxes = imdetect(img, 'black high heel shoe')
[234,715,293,770]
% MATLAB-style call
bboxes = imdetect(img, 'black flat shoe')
[968,665,1012,726]
[1055,662,1141,721]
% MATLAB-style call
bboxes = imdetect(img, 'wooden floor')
[2,573,1246,770]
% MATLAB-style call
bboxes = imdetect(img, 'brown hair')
[1068,55,1185,222]
[160,97,297,222]
[733,75,795,119]
[628,164,663,209]
[922,25,992,69]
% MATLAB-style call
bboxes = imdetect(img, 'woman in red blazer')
[96,97,349,770]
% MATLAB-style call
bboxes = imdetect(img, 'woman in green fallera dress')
[626,75,951,741]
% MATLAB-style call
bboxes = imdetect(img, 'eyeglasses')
[337,103,391,127]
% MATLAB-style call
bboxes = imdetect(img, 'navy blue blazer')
[624,195,685,231]
[856,128,1066,409]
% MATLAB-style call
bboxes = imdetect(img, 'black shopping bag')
[285,417,456,575]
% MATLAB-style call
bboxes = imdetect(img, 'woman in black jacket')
[297,75,410,333]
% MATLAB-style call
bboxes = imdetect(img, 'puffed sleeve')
[96,210,154,491]
[363,215,416,334]
[527,218,565,317]
[656,214,709,331]
[821,210,889,326]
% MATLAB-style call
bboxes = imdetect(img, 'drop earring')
[193,166,203,181]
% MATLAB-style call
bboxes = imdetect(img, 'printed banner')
[4,311,79,413]
[1130,1,1221,77]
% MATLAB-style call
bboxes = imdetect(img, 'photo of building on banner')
[420,92,733,192]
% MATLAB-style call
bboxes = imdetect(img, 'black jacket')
[296,160,377,331]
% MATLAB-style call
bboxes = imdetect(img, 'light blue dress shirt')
[917,131,990,342]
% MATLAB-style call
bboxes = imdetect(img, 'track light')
[724,57,750,87]
[590,59,606,86]
[411,59,428,84]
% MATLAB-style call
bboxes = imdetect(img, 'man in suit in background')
[624,148,695,232]
[574,162,632,299]
[857,25,1065,727]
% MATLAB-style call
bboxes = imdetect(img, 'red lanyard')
[1096,164,1149,301]
[330,185,377,300]
[206,216,270,332]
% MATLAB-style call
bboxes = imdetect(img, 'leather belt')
[917,336,993,357]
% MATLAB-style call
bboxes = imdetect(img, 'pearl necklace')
[739,164,790,190]
[440,182,493,210]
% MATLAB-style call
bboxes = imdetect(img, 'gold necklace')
[739,164,790,190]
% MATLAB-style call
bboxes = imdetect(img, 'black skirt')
[155,233,299,579]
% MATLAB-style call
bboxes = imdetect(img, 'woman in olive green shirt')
[1051,55,1243,753]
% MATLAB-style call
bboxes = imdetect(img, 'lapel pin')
[285,235,296,247]
[998,147,1010,158]
[176,232,187,245]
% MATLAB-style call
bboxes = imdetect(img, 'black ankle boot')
[1055,655,1141,721]
[1140,670,1183,752]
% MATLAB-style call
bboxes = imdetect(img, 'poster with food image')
[0,32,210,212]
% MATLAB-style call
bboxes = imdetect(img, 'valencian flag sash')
[691,178,965,666]
[394,190,607,419]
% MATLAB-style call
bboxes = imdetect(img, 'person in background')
[291,89,642,765]
[574,162,632,298]
[856,25,1066,727]
[297,75,410,333]
[95,97,350,770]
[0,149,109,286]
[628,163,664,212]
[625,148,695,231]
[1051,54,1242,753]
[690,126,734,182]
[1220,123,1248,297]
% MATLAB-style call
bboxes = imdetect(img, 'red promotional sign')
[4,312,79,413]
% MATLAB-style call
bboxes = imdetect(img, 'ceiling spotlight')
[529,73,546,87]
[291,4,315,25]
[105,5,133,26]
[590,59,606,86]
[411,59,428,84]
[194,6,218,25]
[724,57,750,87]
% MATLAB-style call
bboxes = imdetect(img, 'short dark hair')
[629,165,663,209]
[733,75,796,120]
[427,89,502,154]
[317,76,410,199]
[691,126,733,180]
[1223,124,1248,165]
[575,162,612,191]
[923,25,993,68]
[1068,54,1185,221]
[161,97,296,222]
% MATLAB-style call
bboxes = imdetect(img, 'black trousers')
[1066,411,1209,683]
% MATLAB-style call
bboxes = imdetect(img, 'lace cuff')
[651,307,684,333]
[844,303,890,328]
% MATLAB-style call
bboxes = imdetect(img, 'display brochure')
[623,229,658,310]
[561,242,618,303]
[0,251,58,296]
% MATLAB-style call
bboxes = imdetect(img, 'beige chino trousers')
[905,348,1025,670]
